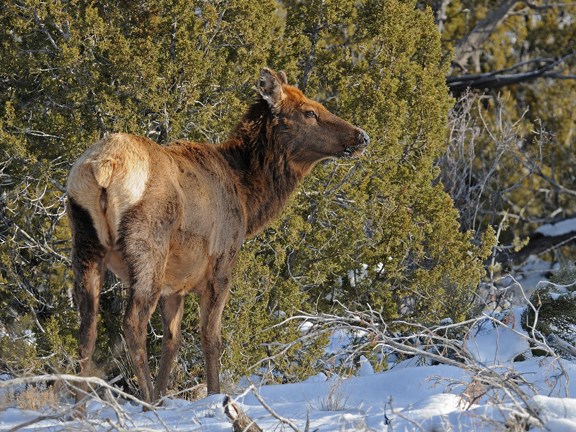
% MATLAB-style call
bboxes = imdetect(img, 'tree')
[0,0,493,390]
[274,0,494,323]
[430,0,576,92]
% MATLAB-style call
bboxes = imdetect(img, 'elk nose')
[357,128,370,147]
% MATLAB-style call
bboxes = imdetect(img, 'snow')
[1,269,576,431]
[466,308,530,364]
[535,217,576,237]
[2,319,575,431]
[529,395,576,431]
[2,355,574,431]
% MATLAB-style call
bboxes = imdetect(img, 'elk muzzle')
[344,128,370,157]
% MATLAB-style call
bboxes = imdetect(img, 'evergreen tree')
[1,0,493,388]
[274,0,494,322]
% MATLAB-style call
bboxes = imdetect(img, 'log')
[223,395,263,432]
[547,334,576,357]
[493,217,576,268]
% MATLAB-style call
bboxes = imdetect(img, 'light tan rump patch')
[67,133,150,248]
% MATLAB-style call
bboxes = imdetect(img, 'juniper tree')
[1,0,493,388]
[275,0,494,323]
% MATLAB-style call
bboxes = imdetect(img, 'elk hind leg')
[68,198,106,406]
[123,286,161,404]
[120,229,167,404]
[119,198,175,404]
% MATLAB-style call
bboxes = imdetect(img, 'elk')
[67,68,369,405]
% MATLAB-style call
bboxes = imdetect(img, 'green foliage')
[0,157,74,375]
[0,0,491,389]
[0,314,40,375]
[522,263,576,354]
[276,0,493,325]
[223,240,329,383]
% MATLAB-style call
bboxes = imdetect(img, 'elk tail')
[91,158,115,189]
[90,158,115,239]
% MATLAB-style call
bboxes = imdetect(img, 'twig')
[0,374,156,410]
[250,387,302,432]
[2,374,176,431]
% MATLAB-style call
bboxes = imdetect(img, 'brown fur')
[67,68,369,404]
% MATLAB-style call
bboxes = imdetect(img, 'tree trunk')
[452,0,520,72]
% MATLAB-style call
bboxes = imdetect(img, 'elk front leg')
[200,285,229,395]
[153,293,185,402]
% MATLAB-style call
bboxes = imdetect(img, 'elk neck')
[218,100,304,237]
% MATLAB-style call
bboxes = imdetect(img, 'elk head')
[257,68,370,176]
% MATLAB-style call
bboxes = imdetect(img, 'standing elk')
[67,68,369,404]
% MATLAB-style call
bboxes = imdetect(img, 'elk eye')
[305,110,317,119]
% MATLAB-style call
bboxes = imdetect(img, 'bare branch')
[448,52,576,93]
[0,374,176,431]
[261,288,573,429]
[525,1,576,9]
[0,374,156,409]
[249,386,303,432]
[452,0,521,72]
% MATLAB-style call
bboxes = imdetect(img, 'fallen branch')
[249,388,303,432]
[494,217,576,267]
[448,53,576,94]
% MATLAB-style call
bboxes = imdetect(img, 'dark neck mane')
[218,100,304,236]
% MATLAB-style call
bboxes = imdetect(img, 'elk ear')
[257,68,285,110]
[278,71,288,85]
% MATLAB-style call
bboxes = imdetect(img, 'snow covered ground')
[1,259,576,431]
[1,306,575,431]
